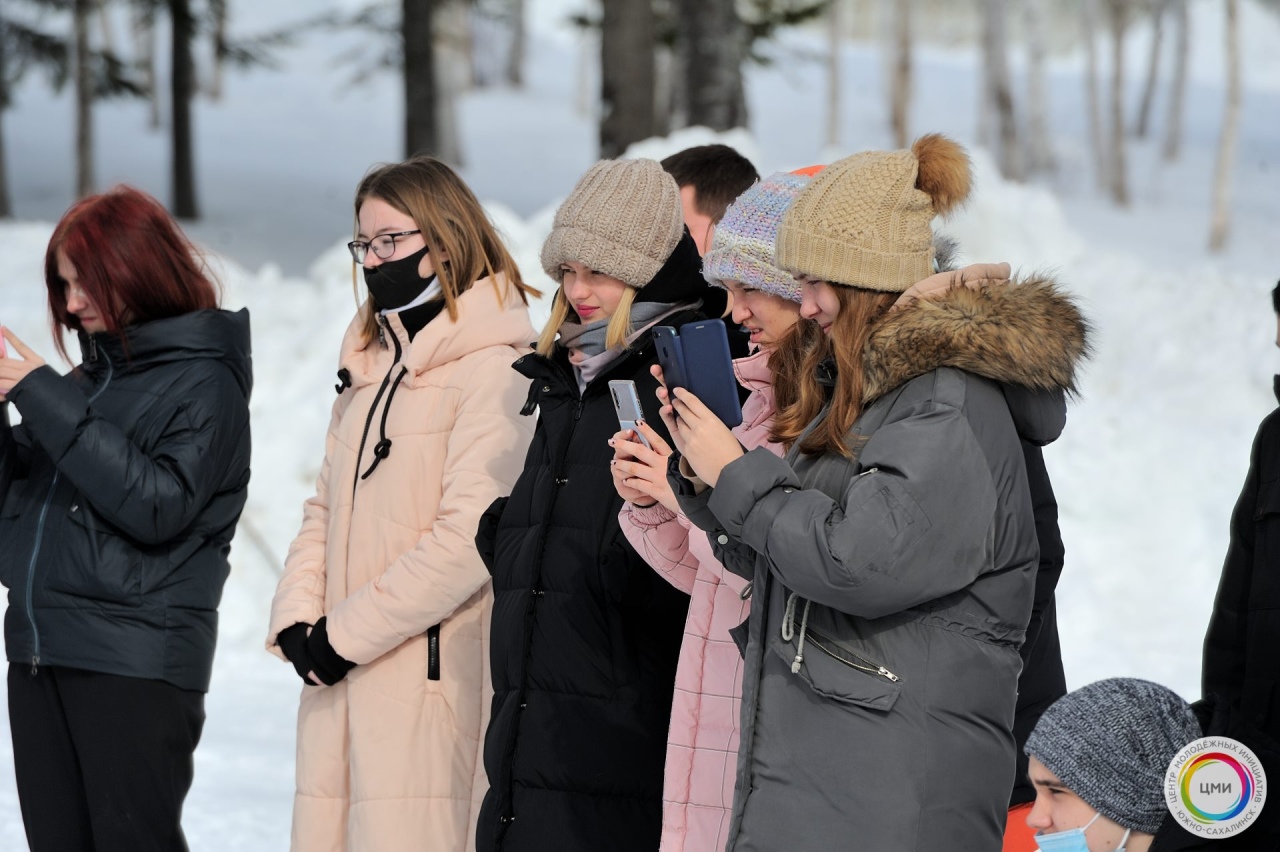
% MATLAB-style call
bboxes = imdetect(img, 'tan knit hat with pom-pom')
[540,158,685,290]
[776,134,972,292]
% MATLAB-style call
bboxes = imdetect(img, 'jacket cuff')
[624,501,678,528]
[7,366,86,460]
[707,447,800,541]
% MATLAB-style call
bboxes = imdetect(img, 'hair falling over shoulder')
[352,156,541,344]
[771,287,898,457]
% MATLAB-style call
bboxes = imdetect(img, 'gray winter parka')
[677,279,1089,852]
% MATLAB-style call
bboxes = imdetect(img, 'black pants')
[7,664,205,852]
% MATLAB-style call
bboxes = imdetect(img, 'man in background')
[661,144,759,365]
[661,144,759,256]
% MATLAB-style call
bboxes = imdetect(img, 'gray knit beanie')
[1025,678,1202,835]
[540,158,685,290]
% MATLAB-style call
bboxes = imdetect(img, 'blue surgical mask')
[1034,812,1130,852]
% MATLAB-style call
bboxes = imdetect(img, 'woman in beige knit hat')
[659,135,1091,851]
[474,158,724,852]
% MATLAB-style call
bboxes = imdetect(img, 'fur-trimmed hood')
[862,275,1091,442]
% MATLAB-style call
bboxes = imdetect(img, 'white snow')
[1,0,1278,847]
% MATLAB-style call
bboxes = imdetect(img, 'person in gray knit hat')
[1024,678,1204,851]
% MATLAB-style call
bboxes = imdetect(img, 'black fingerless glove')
[306,616,356,686]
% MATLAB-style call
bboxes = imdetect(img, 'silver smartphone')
[608,380,651,449]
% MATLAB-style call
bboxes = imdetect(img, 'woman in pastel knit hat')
[657,135,1091,851]
[611,170,819,852]
[475,158,721,852]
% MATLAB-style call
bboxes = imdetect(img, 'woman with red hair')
[0,185,252,851]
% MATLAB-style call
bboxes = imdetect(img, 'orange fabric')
[1004,803,1039,852]
[790,164,826,177]
[268,277,537,852]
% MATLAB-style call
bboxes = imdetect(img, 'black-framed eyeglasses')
[347,230,422,264]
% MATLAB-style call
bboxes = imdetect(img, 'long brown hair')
[352,156,540,342]
[772,286,898,456]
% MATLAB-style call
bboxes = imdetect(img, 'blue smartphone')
[651,320,743,429]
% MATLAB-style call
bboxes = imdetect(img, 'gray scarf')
[560,300,697,390]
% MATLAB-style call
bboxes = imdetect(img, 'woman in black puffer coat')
[0,186,251,852]
[475,159,724,852]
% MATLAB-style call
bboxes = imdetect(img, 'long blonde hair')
[534,285,637,357]
[772,286,898,457]
[352,156,540,342]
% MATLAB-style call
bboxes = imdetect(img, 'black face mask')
[363,246,434,310]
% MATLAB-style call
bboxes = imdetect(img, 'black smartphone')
[651,326,690,395]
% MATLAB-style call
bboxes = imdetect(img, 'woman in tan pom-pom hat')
[475,158,723,852]
[658,135,1092,851]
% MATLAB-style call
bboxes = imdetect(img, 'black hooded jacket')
[0,309,252,692]
[474,233,711,852]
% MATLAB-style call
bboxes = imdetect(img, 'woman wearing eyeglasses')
[266,157,539,852]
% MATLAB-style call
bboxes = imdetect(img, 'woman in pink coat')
[266,157,539,852]
[611,171,814,852]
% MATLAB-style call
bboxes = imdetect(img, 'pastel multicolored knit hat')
[776,134,972,293]
[540,158,685,290]
[702,170,814,304]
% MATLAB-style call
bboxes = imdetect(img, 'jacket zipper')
[25,345,115,673]
[804,626,902,683]
[426,623,441,681]
[351,320,403,499]
[499,366,585,841]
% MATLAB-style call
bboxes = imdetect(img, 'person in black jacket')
[0,186,252,852]
[474,159,724,852]
[1195,280,1280,850]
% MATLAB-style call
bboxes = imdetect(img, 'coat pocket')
[45,498,142,605]
[770,620,902,713]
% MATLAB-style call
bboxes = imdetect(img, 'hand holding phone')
[651,321,742,429]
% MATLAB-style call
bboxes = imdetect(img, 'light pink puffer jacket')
[618,348,780,852]
[267,278,536,852]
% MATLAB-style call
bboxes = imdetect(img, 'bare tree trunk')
[1163,0,1189,160]
[576,27,593,117]
[210,0,228,101]
[133,4,162,129]
[434,0,470,165]
[75,0,95,198]
[170,0,199,218]
[1208,0,1241,251]
[1024,0,1054,172]
[827,0,841,147]
[889,0,912,149]
[981,0,1021,180]
[1134,0,1164,137]
[506,0,525,87]
[1106,0,1129,206]
[403,0,437,158]
[0,9,10,219]
[1083,0,1107,189]
[600,0,656,158]
[677,0,747,130]
[98,2,116,57]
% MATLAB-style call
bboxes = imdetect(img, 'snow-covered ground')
[1,0,1278,847]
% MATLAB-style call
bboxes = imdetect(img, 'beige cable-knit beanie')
[776,134,973,292]
[540,158,685,290]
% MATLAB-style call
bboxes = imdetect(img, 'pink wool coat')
[618,348,780,852]
[267,279,536,852]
